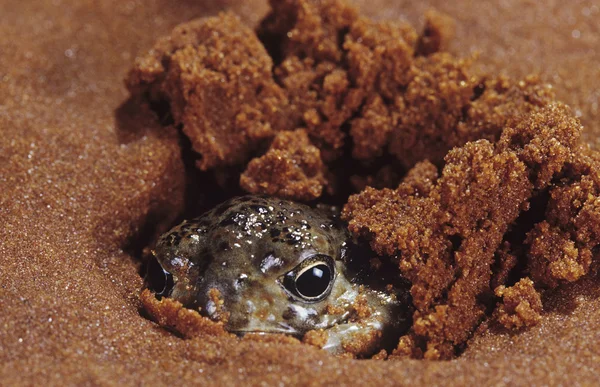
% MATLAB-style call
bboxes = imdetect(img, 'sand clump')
[493,278,542,330]
[525,150,600,288]
[126,13,293,170]
[240,129,328,201]
[140,289,230,338]
[125,0,600,360]
[345,103,600,358]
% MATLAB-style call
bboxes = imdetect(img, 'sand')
[2,0,600,385]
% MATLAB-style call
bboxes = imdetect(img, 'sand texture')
[2,0,600,385]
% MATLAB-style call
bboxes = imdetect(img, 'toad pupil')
[283,256,334,301]
[293,264,331,298]
[148,195,411,356]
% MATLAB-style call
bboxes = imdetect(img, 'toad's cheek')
[226,298,309,335]
[223,286,355,335]
[221,285,305,335]
[282,303,331,331]
[283,286,360,331]
[233,301,347,335]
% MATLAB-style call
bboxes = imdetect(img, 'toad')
[149,196,411,356]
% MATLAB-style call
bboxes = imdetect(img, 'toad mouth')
[230,325,301,336]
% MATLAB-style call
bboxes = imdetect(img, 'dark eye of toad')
[296,264,331,298]
[145,256,174,299]
[282,255,334,303]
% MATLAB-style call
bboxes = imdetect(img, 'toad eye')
[296,264,331,298]
[145,255,174,299]
[282,255,335,303]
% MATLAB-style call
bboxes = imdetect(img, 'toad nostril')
[282,307,296,321]
[234,273,248,289]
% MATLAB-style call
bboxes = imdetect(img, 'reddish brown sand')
[2,0,600,385]
[240,129,328,201]
[127,0,597,359]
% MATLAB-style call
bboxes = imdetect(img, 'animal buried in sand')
[150,195,411,356]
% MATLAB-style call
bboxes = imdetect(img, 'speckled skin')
[154,196,410,355]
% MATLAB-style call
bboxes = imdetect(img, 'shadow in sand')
[113,95,243,288]
[114,95,172,145]
[113,96,180,284]
[543,262,600,315]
